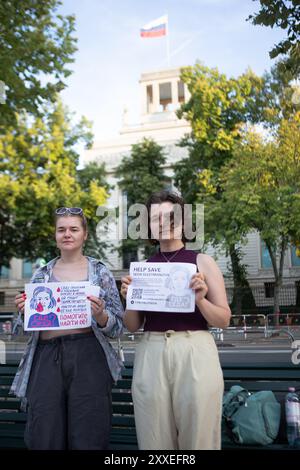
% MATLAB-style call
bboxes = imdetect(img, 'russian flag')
[140,15,168,38]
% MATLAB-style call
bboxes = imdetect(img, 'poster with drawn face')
[127,262,196,313]
[24,282,100,331]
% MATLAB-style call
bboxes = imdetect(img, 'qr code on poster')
[132,288,143,299]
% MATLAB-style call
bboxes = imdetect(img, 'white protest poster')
[127,262,196,313]
[24,282,95,331]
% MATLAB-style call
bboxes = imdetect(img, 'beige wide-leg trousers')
[132,330,224,450]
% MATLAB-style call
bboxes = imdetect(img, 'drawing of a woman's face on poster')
[165,266,192,309]
[170,269,189,293]
[28,286,59,328]
[36,291,50,311]
[166,267,190,294]
[25,282,94,331]
[30,286,56,313]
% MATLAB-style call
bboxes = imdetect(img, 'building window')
[291,246,300,267]
[0,292,4,306]
[122,251,137,270]
[146,85,153,113]
[264,282,275,298]
[22,260,33,278]
[161,176,173,191]
[178,80,185,103]
[296,281,300,307]
[261,240,272,269]
[295,281,300,307]
[0,266,9,279]
[159,82,172,111]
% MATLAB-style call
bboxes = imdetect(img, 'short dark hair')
[145,190,187,245]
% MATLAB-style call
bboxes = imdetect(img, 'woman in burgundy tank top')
[121,191,231,450]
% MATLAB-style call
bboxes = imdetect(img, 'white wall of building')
[83,67,300,285]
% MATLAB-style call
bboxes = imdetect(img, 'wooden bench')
[1,362,300,450]
[221,363,300,450]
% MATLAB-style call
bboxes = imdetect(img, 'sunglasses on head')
[55,207,83,216]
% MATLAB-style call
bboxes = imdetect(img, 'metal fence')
[1,283,300,314]
[210,313,300,343]
[1,284,300,345]
[225,283,300,314]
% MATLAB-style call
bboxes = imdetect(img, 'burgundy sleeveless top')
[143,247,208,332]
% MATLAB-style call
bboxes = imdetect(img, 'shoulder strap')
[223,386,251,419]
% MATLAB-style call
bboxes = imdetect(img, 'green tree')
[174,63,263,312]
[115,138,168,265]
[254,61,299,129]
[222,112,300,314]
[0,100,108,273]
[0,0,77,129]
[77,161,111,261]
[248,0,300,77]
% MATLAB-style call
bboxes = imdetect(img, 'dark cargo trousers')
[24,332,113,450]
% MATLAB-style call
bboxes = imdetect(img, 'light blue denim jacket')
[10,256,124,406]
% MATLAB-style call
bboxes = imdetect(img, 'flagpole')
[166,13,170,67]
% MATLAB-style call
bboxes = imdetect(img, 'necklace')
[159,246,184,262]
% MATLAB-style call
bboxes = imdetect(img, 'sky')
[59,0,286,143]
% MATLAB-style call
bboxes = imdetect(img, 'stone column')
[184,83,191,102]
[171,79,179,110]
[152,81,160,113]
[141,84,147,116]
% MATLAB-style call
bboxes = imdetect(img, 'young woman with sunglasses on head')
[121,191,231,450]
[12,207,124,450]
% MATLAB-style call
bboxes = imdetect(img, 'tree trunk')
[229,244,256,316]
[266,237,287,325]
[273,281,281,315]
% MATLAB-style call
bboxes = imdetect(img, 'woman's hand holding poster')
[126,262,196,313]
[24,282,101,330]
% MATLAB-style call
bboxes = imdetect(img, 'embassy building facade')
[83,67,300,313]
[1,67,299,316]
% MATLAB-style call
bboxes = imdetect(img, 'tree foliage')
[254,61,300,129]
[248,0,300,77]
[0,100,108,272]
[77,161,111,261]
[175,65,262,242]
[178,63,263,154]
[222,112,300,311]
[115,138,168,261]
[174,63,267,310]
[0,0,77,129]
